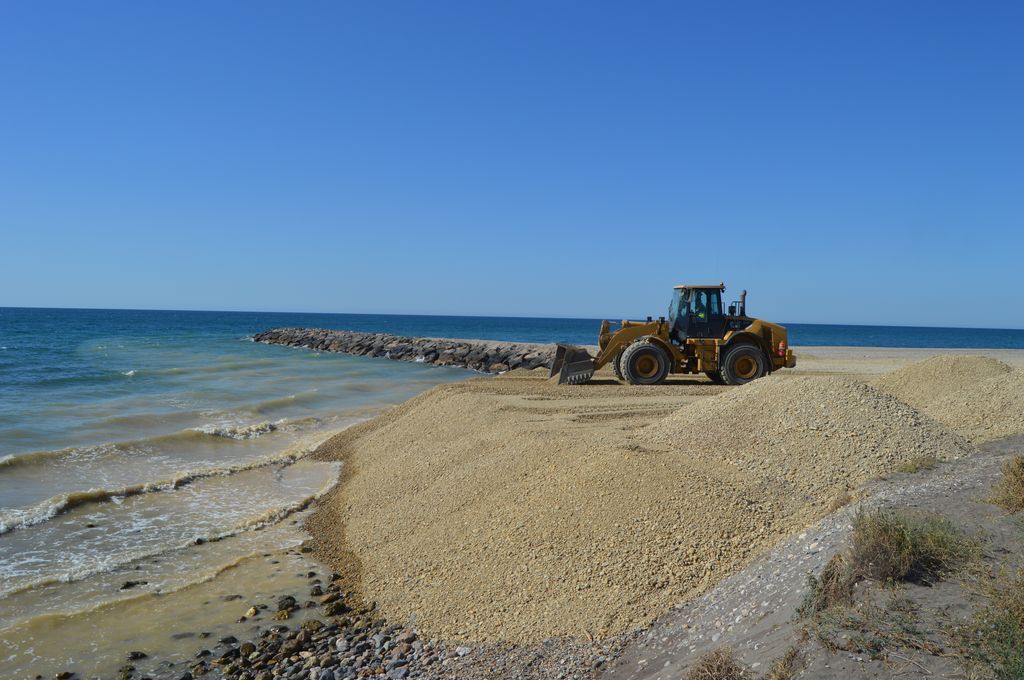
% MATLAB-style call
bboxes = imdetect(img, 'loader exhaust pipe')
[548,344,596,385]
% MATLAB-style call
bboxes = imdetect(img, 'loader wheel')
[720,343,767,385]
[621,340,670,385]
[705,370,725,384]
[612,352,625,381]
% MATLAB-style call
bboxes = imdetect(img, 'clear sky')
[1,2,1021,327]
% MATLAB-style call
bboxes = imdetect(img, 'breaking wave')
[0,416,323,469]
[0,443,333,536]
[0,475,336,598]
[193,421,279,439]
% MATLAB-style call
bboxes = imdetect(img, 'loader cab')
[669,285,728,343]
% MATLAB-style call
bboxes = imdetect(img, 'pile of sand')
[312,384,776,643]
[308,373,972,644]
[871,355,1024,442]
[640,376,972,509]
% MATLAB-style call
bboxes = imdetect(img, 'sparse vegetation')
[962,571,1024,680]
[684,645,804,679]
[797,554,855,617]
[800,509,975,622]
[991,456,1024,513]
[827,490,854,513]
[796,508,981,669]
[848,508,976,583]
[684,648,750,680]
[763,646,802,680]
[896,455,941,474]
[804,591,947,662]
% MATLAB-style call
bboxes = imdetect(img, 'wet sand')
[0,511,327,679]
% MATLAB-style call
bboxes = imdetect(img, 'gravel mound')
[309,375,973,645]
[310,384,794,644]
[640,376,972,507]
[872,356,1024,442]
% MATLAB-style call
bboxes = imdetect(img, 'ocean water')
[1,306,1023,676]
[0,308,482,678]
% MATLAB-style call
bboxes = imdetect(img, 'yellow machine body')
[593,317,795,374]
[549,284,796,385]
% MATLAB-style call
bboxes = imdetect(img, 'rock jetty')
[253,328,557,374]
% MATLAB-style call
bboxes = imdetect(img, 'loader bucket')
[548,344,595,385]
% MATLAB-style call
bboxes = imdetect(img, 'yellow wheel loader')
[549,284,796,385]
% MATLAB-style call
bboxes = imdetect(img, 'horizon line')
[1,304,1023,333]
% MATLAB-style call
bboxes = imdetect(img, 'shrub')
[683,648,750,680]
[849,508,975,583]
[991,456,1024,513]
[797,554,855,617]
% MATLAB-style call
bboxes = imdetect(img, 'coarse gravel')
[872,355,1024,442]
[308,370,973,645]
[640,375,973,508]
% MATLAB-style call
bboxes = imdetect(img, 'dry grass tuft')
[763,646,803,680]
[683,648,751,680]
[996,572,1024,625]
[799,508,977,644]
[991,456,1024,513]
[827,491,854,513]
[798,554,855,617]
[896,455,941,474]
[849,508,976,583]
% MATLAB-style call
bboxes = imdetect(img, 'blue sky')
[1,2,1021,327]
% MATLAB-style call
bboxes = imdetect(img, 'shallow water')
[0,519,330,679]
[0,308,476,677]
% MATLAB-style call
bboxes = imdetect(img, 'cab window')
[709,291,722,316]
[690,291,709,319]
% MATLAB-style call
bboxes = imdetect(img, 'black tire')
[705,370,725,384]
[612,352,625,381]
[621,340,671,385]
[720,343,768,385]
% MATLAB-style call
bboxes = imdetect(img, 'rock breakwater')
[253,328,557,374]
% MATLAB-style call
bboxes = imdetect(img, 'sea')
[1,307,1023,678]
